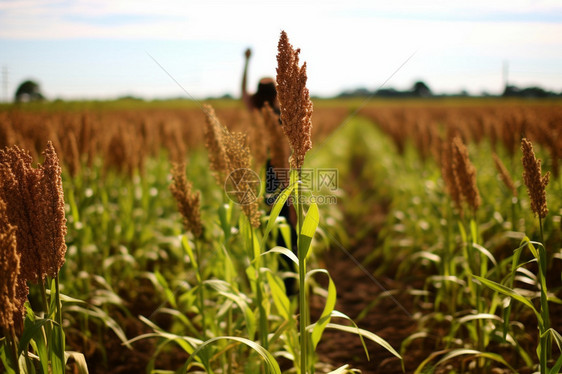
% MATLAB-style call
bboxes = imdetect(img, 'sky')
[1,0,562,101]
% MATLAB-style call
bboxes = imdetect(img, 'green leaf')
[0,344,17,374]
[473,275,541,324]
[299,201,319,260]
[205,280,257,341]
[217,203,232,241]
[469,219,479,242]
[279,223,292,251]
[134,316,201,354]
[64,305,132,349]
[50,324,65,374]
[327,365,350,374]
[472,243,497,267]
[434,349,517,373]
[543,328,562,373]
[308,269,337,350]
[181,235,197,273]
[263,181,297,242]
[322,320,401,362]
[262,246,299,266]
[185,336,281,374]
[155,270,176,308]
[19,318,51,355]
[266,272,290,320]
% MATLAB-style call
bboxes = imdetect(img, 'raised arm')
[241,48,253,110]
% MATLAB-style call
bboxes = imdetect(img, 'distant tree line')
[9,78,562,103]
[502,85,562,98]
[334,80,562,99]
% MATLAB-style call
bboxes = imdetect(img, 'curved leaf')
[307,269,337,349]
[185,336,281,374]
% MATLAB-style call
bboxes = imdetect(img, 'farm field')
[1,93,562,374]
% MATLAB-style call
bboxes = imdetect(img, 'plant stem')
[194,240,207,340]
[54,273,65,372]
[253,224,269,351]
[296,177,308,374]
[538,217,550,373]
[39,277,50,317]
[7,327,21,374]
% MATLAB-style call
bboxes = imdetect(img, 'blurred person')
[241,48,280,114]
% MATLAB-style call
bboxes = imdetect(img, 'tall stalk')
[194,240,207,339]
[537,217,550,374]
[252,226,269,351]
[295,178,308,374]
[6,326,21,374]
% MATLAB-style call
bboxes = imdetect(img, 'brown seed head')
[0,145,43,283]
[452,137,481,213]
[223,131,261,228]
[169,163,203,237]
[521,138,549,218]
[203,105,261,227]
[0,198,21,334]
[276,30,313,170]
[440,138,463,213]
[38,142,68,278]
[492,153,517,197]
[203,105,229,185]
[0,141,68,283]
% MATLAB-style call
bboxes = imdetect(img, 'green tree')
[14,80,45,102]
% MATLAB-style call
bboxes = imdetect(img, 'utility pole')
[502,60,509,90]
[2,66,8,103]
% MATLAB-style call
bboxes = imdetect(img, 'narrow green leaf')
[65,305,132,349]
[64,351,89,374]
[154,270,176,308]
[185,336,281,374]
[309,269,337,349]
[262,246,299,266]
[472,243,497,267]
[434,349,518,373]
[0,344,17,374]
[279,223,292,251]
[205,280,257,341]
[474,276,541,324]
[68,188,80,224]
[469,219,479,242]
[457,313,503,325]
[50,324,65,374]
[181,235,197,272]
[299,201,319,260]
[266,272,290,320]
[18,318,51,355]
[217,203,232,241]
[263,182,297,242]
[323,321,401,361]
[327,364,350,374]
[301,201,319,238]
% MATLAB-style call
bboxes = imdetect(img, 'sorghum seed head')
[169,163,203,238]
[521,138,549,218]
[276,30,313,170]
[452,136,481,213]
[492,153,517,197]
